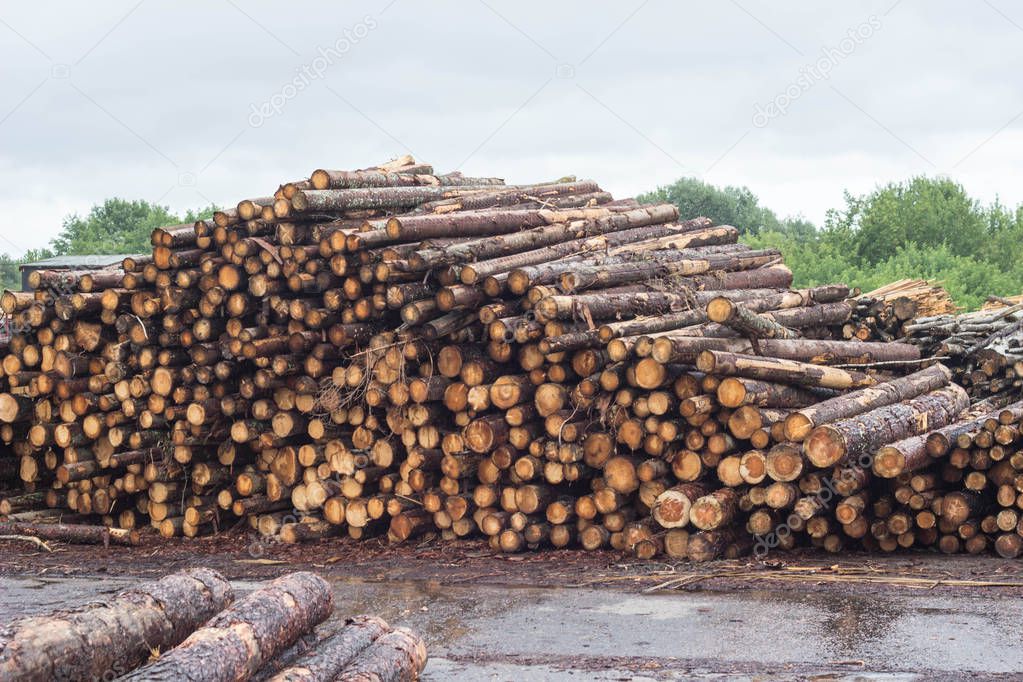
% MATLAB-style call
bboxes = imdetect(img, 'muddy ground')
[2,531,1022,680]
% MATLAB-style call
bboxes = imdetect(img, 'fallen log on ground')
[120,572,332,682]
[0,568,233,682]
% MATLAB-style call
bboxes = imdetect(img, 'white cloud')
[0,0,1022,254]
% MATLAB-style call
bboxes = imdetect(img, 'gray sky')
[1,0,1021,255]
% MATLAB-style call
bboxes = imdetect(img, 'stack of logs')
[0,569,428,682]
[901,301,1023,400]
[2,156,1023,562]
[846,279,957,342]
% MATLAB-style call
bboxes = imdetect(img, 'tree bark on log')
[334,627,428,682]
[466,219,727,287]
[804,384,969,468]
[651,337,920,366]
[706,297,799,339]
[413,205,683,270]
[697,351,876,390]
[783,364,951,442]
[0,568,233,682]
[0,520,139,545]
[265,616,389,682]
[555,248,782,292]
[121,572,333,682]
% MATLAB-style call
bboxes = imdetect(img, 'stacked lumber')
[846,279,958,342]
[0,569,428,682]
[2,156,1022,563]
[982,294,1023,311]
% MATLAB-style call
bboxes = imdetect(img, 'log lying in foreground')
[334,627,428,682]
[121,572,332,682]
[267,616,389,682]
[0,520,140,546]
[0,568,233,682]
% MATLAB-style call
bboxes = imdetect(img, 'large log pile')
[0,569,427,682]
[1,156,1022,562]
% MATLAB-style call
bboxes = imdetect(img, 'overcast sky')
[1,0,1021,255]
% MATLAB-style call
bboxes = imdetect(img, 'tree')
[50,198,181,256]
[0,200,217,291]
[639,177,782,235]
[646,174,1023,311]
[824,177,986,265]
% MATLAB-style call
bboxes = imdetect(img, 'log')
[651,483,709,528]
[0,568,233,682]
[716,378,832,409]
[651,337,920,366]
[266,616,389,682]
[697,351,875,390]
[706,297,797,339]
[783,364,951,442]
[334,627,428,682]
[804,384,970,468]
[0,520,139,546]
[121,572,333,681]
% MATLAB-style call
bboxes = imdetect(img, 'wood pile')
[982,294,1023,311]
[902,302,1023,399]
[1,156,1022,563]
[846,279,958,341]
[0,569,428,682]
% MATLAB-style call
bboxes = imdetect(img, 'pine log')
[651,337,920,366]
[804,384,970,468]
[716,377,833,409]
[0,521,139,546]
[0,568,233,682]
[706,297,798,339]
[121,572,333,682]
[651,483,710,528]
[783,364,951,442]
[334,627,428,682]
[698,351,875,390]
[265,616,389,682]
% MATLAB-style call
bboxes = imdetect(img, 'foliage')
[50,199,180,256]
[644,175,1023,311]
[638,177,813,237]
[0,199,218,291]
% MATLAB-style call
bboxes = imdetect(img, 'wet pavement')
[2,570,1020,680]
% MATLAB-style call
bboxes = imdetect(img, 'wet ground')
[2,531,1022,680]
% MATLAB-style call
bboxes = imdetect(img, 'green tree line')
[640,176,1023,311]
[1,199,216,290]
